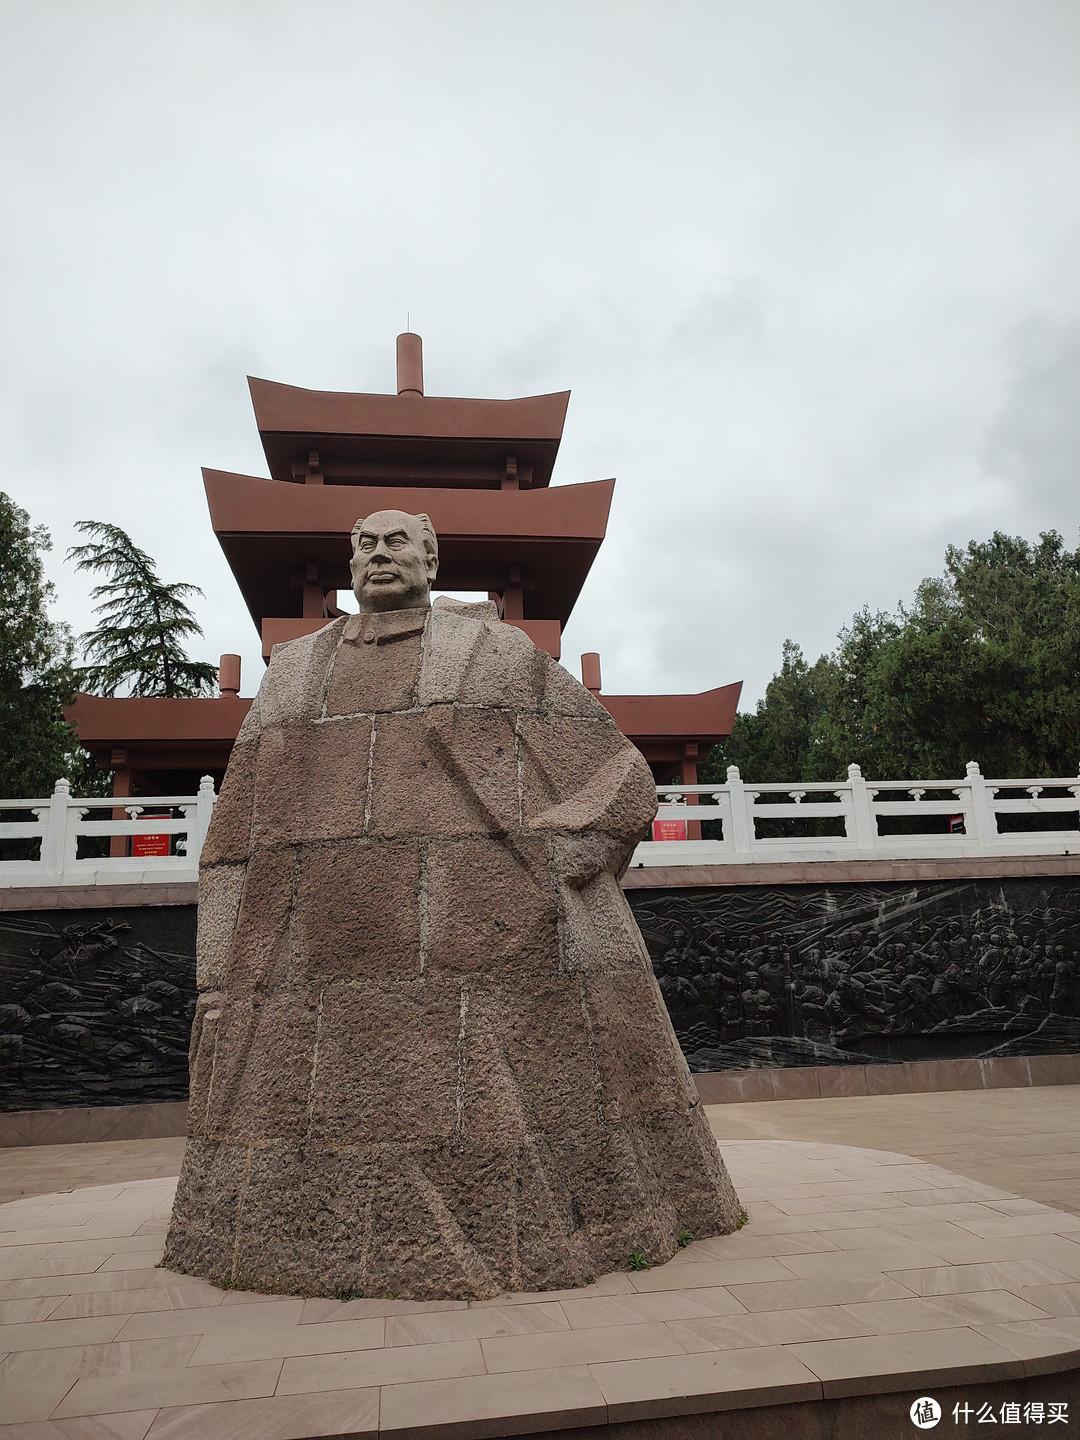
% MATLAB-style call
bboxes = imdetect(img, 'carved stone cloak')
[164,598,740,1299]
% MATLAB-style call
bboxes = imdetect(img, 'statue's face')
[350,510,438,612]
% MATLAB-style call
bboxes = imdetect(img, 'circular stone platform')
[1,1140,1079,1438]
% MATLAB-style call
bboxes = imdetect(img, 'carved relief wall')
[628,880,1080,1071]
[0,907,196,1111]
[3,880,1079,1111]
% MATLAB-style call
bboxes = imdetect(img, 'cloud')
[668,278,770,367]
[983,318,1080,515]
[0,0,1078,714]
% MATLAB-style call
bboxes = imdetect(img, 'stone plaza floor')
[0,1086,1078,1437]
[4,1086,1078,1215]
[709,1084,1080,1218]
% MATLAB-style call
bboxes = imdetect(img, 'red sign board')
[652,818,688,842]
[132,812,170,857]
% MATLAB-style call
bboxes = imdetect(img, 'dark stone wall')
[628,879,1080,1071]
[0,907,196,1111]
[3,879,1079,1110]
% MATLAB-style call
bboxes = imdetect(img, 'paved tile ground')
[706,1085,1080,1217]
[0,1138,1078,1437]
[0,1139,185,1207]
[4,1085,1077,1213]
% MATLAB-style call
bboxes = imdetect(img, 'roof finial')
[396,331,423,397]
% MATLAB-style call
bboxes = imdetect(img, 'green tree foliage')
[0,492,98,797]
[706,640,836,783]
[705,530,1080,783]
[68,522,217,698]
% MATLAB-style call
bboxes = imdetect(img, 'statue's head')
[349,509,439,612]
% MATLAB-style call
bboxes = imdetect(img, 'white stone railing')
[0,777,217,887]
[4,763,1079,886]
[633,762,1080,867]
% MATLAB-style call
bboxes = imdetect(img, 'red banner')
[652,818,688,842]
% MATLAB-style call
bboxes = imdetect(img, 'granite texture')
[164,593,740,1299]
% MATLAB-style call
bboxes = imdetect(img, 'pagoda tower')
[207,333,606,662]
[69,335,740,806]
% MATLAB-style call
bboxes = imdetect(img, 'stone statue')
[164,509,740,1300]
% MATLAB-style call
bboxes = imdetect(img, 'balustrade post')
[41,779,71,877]
[726,765,753,854]
[847,764,877,851]
[192,775,217,866]
[963,760,998,846]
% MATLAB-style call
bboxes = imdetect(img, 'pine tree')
[67,522,218,698]
[0,492,97,797]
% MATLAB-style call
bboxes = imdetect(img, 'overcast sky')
[2,0,1078,707]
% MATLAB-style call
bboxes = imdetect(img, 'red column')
[110,751,131,859]
[680,743,701,840]
[502,564,525,620]
[302,561,325,618]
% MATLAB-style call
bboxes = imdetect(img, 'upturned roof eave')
[598,683,744,743]
[201,469,615,632]
[248,376,571,482]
